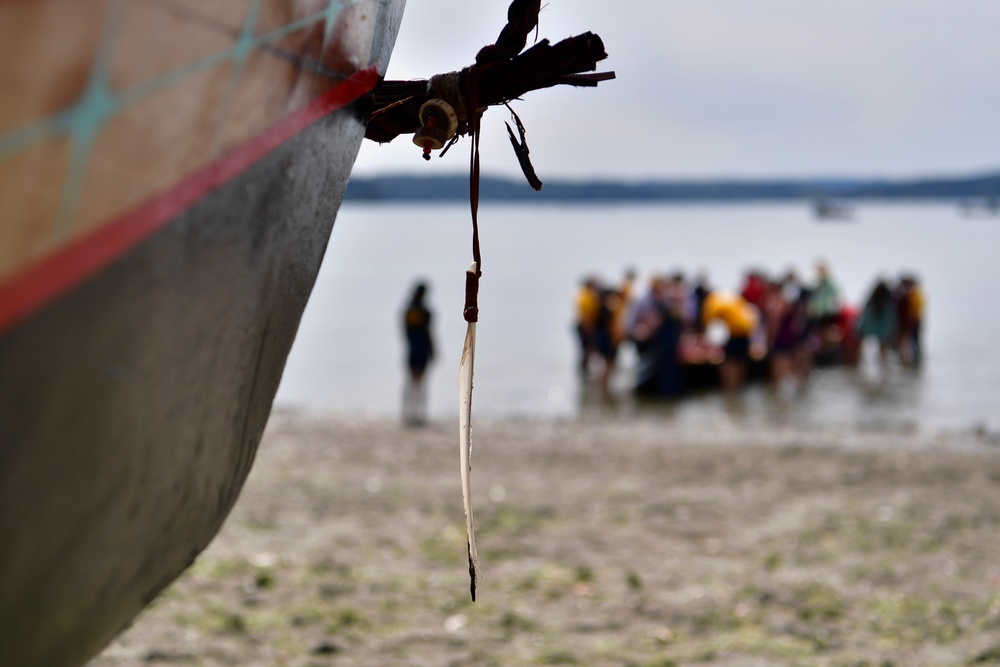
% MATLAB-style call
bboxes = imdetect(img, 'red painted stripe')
[0,65,380,335]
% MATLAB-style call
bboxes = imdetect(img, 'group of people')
[575,263,925,397]
[400,267,925,424]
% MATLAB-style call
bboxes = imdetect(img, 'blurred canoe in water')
[0,1,405,665]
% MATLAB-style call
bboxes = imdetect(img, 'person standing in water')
[700,290,760,393]
[855,279,897,365]
[403,281,435,425]
[574,276,602,379]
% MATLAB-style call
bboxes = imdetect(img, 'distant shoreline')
[345,171,1000,203]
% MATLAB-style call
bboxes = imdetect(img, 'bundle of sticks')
[364,0,614,186]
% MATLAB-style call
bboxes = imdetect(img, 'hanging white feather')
[459,261,480,600]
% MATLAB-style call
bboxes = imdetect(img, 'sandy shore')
[91,412,1000,667]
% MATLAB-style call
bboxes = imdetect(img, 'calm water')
[275,201,1000,435]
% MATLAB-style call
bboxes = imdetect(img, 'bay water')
[275,201,1000,436]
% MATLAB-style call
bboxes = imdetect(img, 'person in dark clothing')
[856,279,897,364]
[403,282,435,425]
[632,276,684,397]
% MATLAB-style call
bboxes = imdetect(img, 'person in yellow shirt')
[575,277,601,378]
[611,268,637,348]
[701,291,760,392]
[900,274,925,367]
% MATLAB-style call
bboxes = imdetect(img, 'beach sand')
[91,412,1000,667]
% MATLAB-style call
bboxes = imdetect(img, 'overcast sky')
[352,0,1000,181]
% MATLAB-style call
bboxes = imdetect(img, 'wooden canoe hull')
[0,1,405,665]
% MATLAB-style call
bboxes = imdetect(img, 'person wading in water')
[403,281,435,425]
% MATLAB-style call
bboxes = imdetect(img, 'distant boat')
[0,1,405,666]
[812,198,854,221]
[958,197,1000,217]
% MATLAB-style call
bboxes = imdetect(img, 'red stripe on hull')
[0,65,379,336]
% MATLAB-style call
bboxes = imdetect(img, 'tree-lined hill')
[344,171,1000,203]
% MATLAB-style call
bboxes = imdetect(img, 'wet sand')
[92,412,1000,667]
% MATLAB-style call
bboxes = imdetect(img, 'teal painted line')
[320,0,345,60]
[258,7,332,46]
[210,0,264,155]
[234,0,263,63]
[116,49,235,108]
[319,0,367,47]
[118,9,338,113]
[53,120,100,238]
[0,5,342,162]
[0,110,76,160]
[53,0,127,236]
